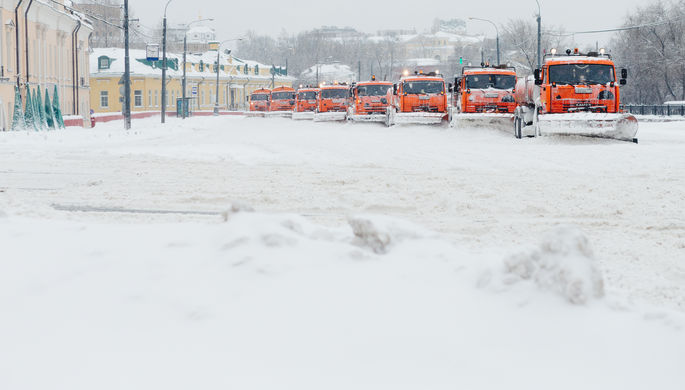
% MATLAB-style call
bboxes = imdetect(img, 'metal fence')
[621,105,685,116]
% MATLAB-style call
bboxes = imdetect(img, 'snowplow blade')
[451,112,514,131]
[537,113,639,142]
[266,111,293,118]
[292,111,315,120]
[314,112,348,122]
[391,112,446,125]
[246,111,267,118]
[348,114,387,123]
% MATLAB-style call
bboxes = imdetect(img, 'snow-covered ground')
[1,117,684,389]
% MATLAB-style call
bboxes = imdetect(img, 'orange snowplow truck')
[454,66,516,114]
[315,84,350,121]
[388,72,449,125]
[296,87,319,112]
[513,48,638,141]
[269,86,297,114]
[450,65,516,129]
[292,87,319,120]
[348,77,393,122]
[249,89,271,112]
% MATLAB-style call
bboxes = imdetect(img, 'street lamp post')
[536,0,541,69]
[469,17,500,66]
[161,0,172,124]
[214,38,242,116]
[181,18,213,119]
[123,0,131,130]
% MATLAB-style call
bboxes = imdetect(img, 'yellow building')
[0,0,92,130]
[90,48,294,114]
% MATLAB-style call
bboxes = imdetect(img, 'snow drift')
[481,226,605,304]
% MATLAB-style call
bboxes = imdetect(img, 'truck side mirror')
[534,69,542,85]
[393,84,398,95]
[621,68,628,79]
[448,82,453,92]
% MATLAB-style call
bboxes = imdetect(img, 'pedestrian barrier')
[621,105,685,117]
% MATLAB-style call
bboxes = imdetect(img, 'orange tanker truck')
[292,87,319,120]
[247,88,271,117]
[269,86,297,117]
[387,71,449,125]
[315,83,350,122]
[513,48,638,142]
[450,65,517,129]
[348,76,393,123]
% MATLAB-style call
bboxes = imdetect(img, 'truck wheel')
[514,117,522,139]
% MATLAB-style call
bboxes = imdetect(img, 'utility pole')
[469,17,500,66]
[182,34,187,119]
[214,38,240,115]
[123,0,131,130]
[536,0,541,69]
[161,0,172,123]
[214,47,221,115]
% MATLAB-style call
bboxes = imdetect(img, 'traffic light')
[459,57,463,65]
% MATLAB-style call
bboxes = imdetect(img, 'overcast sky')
[132,0,646,47]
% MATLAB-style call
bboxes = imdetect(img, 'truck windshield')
[466,74,516,90]
[298,91,317,100]
[321,89,348,99]
[402,81,444,94]
[272,92,295,100]
[358,85,391,96]
[251,94,269,101]
[548,64,615,85]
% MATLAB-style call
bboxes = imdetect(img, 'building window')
[148,90,152,107]
[154,90,158,107]
[100,91,109,108]
[134,90,143,107]
[98,56,111,70]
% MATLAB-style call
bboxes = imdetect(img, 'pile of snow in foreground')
[1,208,683,390]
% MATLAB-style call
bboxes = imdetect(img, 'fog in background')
[132,0,644,47]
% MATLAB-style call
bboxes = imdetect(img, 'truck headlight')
[598,90,615,100]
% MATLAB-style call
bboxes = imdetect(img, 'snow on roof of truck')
[544,56,615,65]
[462,67,516,75]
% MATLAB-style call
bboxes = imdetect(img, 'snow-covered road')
[1,117,684,389]
[2,117,684,309]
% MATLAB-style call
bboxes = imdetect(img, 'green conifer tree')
[45,89,56,129]
[52,85,65,129]
[24,86,38,131]
[11,86,26,131]
[36,86,47,130]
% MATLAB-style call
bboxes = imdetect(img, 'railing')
[621,104,685,116]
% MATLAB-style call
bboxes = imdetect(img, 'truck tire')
[514,117,522,139]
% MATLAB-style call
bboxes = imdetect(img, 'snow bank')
[0,212,684,390]
[481,226,605,304]
[348,215,430,254]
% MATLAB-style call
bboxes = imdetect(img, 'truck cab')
[394,73,448,114]
[296,87,319,112]
[534,49,625,114]
[351,78,393,116]
[455,66,516,114]
[249,89,271,112]
[270,86,297,112]
[317,84,350,113]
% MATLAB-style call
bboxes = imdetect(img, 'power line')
[43,0,125,30]
[545,16,685,37]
